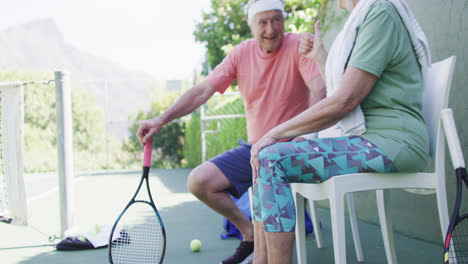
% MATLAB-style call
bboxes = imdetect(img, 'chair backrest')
[421,56,456,157]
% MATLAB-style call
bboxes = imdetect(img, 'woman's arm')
[272,67,377,139]
[250,67,378,179]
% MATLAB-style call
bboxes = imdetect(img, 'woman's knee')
[257,145,276,166]
[257,144,282,176]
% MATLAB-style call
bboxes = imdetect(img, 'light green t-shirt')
[347,0,429,171]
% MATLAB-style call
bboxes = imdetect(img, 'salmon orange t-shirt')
[204,33,320,144]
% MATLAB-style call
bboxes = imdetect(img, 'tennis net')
[0,82,28,225]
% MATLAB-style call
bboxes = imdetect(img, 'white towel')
[244,0,286,26]
[325,0,431,136]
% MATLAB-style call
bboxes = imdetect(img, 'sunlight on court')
[65,170,197,235]
[21,170,198,233]
[0,169,196,263]
[145,176,198,209]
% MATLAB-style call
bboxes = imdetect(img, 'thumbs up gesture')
[299,20,324,61]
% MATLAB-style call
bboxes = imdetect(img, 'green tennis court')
[1,168,441,263]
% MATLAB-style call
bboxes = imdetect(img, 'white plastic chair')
[291,56,457,264]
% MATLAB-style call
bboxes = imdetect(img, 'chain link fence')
[200,91,247,161]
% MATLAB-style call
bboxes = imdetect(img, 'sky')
[0,0,213,80]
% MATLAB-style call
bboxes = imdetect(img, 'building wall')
[320,0,468,243]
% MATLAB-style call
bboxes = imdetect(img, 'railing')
[200,91,246,162]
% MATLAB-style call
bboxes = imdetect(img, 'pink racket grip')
[143,138,153,167]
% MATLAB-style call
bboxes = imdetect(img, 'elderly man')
[137,0,325,263]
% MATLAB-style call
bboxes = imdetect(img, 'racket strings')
[111,203,164,264]
[449,217,468,263]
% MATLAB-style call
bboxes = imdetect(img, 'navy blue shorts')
[209,139,252,199]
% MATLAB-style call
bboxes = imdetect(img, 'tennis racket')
[108,137,166,264]
[443,109,468,263]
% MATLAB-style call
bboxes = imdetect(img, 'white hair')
[244,0,287,26]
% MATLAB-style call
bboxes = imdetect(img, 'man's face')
[250,10,285,53]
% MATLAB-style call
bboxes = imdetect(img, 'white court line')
[27,186,58,204]
[27,177,83,204]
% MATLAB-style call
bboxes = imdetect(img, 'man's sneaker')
[221,241,254,264]
[239,252,253,264]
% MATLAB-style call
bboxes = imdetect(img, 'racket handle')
[143,137,153,167]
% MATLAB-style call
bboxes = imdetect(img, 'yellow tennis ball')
[190,239,202,252]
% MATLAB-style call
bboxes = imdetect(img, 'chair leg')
[330,191,347,264]
[248,187,254,223]
[346,193,364,262]
[376,189,397,264]
[294,192,308,264]
[308,199,323,248]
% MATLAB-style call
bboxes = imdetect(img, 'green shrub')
[183,92,247,167]
[124,90,185,168]
[183,110,202,168]
[0,70,115,172]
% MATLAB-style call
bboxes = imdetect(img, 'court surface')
[0,168,442,263]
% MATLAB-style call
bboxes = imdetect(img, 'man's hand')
[136,117,165,145]
[299,21,324,61]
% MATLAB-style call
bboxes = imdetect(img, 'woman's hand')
[299,21,325,61]
[250,134,280,183]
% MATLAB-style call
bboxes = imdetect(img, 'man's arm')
[160,80,216,123]
[299,21,327,81]
[137,80,216,144]
[307,75,326,106]
[294,69,326,141]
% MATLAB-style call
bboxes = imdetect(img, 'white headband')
[244,0,286,26]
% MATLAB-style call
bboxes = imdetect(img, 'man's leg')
[187,161,254,241]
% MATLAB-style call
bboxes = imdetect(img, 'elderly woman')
[249,0,431,263]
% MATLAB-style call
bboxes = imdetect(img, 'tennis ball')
[190,239,202,252]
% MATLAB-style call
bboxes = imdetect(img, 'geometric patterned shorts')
[252,136,397,232]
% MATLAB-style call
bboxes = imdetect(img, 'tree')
[123,90,186,168]
[0,70,112,172]
[193,0,333,75]
[194,0,251,75]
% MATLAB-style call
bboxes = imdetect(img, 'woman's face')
[338,0,358,12]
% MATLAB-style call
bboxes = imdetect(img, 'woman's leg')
[254,136,397,261]
[252,171,268,264]
[265,232,295,264]
[253,190,295,264]
[253,220,267,264]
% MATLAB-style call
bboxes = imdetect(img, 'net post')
[55,71,75,237]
